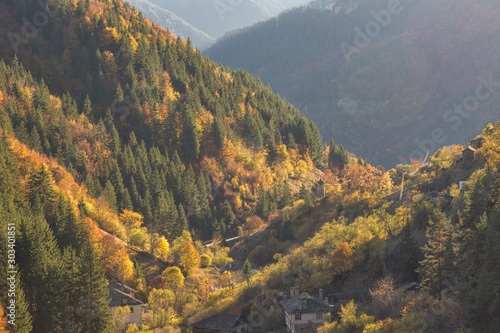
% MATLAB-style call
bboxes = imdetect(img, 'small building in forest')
[108,283,146,329]
[317,179,326,199]
[462,146,476,162]
[470,137,485,149]
[281,288,331,333]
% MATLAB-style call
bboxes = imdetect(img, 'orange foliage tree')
[0,303,7,333]
[241,215,265,236]
[329,242,354,275]
[177,242,201,276]
[99,235,134,284]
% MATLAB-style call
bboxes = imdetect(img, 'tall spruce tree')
[243,110,263,148]
[418,210,454,300]
[399,221,420,281]
[77,239,114,332]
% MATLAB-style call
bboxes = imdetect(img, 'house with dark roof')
[190,314,251,333]
[470,137,485,149]
[108,283,146,329]
[462,146,477,164]
[280,288,331,333]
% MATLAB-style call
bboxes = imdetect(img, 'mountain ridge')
[205,0,500,168]
[125,0,216,50]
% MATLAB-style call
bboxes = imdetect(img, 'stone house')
[462,146,476,162]
[280,288,331,333]
[108,283,146,329]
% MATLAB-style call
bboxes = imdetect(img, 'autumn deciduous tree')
[153,236,170,261]
[176,242,200,276]
[119,209,143,229]
[200,254,212,268]
[317,300,375,333]
[113,306,131,333]
[162,266,185,290]
[129,227,150,251]
[148,288,176,328]
[100,235,134,284]
[242,215,265,236]
[329,242,354,275]
[0,303,7,333]
[369,276,403,319]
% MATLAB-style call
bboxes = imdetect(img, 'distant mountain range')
[126,0,310,49]
[205,0,500,168]
[126,0,216,49]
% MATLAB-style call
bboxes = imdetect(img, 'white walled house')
[109,283,146,329]
[280,288,331,333]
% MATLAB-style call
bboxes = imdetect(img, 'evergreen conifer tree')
[76,240,114,332]
[418,210,454,300]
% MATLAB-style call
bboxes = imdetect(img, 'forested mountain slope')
[205,0,500,168]
[0,0,323,331]
[224,123,500,332]
[1,0,499,332]
[0,0,324,240]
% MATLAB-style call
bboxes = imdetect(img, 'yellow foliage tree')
[154,235,170,261]
[100,240,135,284]
[125,323,139,333]
[162,266,185,290]
[119,209,143,229]
[129,227,150,251]
[113,306,131,333]
[483,123,500,172]
[161,71,179,102]
[317,301,375,333]
[148,288,177,328]
[102,27,121,46]
[128,34,139,54]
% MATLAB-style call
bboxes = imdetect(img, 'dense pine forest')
[0,0,499,332]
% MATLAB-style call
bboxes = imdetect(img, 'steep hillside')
[0,0,325,239]
[0,0,323,330]
[2,0,499,332]
[205,0,500,168]
[126,0,215,49]
[207,123,500,332]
